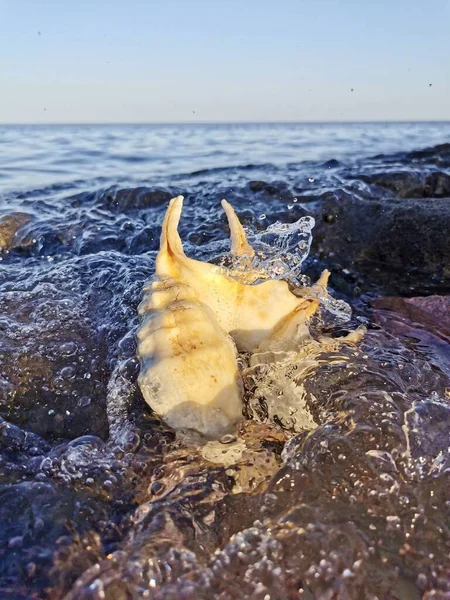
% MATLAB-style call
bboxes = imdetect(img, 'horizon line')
[1,119,450,127]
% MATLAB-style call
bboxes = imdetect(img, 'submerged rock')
[0,254,152,440]
[371,295,450,378]
[0,270,109,440]
[372,295,450,338]
[0,213,32,251]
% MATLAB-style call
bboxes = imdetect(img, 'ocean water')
[1,121,450,196]
[1,122,450,599]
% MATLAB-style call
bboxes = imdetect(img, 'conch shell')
[137,196,329,437]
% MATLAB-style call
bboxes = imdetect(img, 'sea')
[1,121,450,196]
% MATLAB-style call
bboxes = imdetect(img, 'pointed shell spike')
[160,195,184,255]
[155,195,186,278]
[221,199,255,257]
[315,269,330,292]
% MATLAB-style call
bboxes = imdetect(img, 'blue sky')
[1,0,449,123]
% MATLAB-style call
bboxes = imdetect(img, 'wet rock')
[0,213,32,251]
[99,187,174,212]
[311,190,450,294]
[373,142,450,168]
[0,280,110,440]
[372,295,450,338]
[357,170,450,199]
[11,219,79,256]
[56,329,450,600]
[249,180,267,192]
[409,142,450,167]
[322,158,340,168]
[358,171,424,198]
[247,180,294,202]
[0,481,113,598]
[2,140,450,599]
[371,295,450,378]
[423,171,450,197]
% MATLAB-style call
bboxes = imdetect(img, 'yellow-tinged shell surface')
[137,196,329,437]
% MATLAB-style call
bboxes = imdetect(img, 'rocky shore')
[0,142,449,599]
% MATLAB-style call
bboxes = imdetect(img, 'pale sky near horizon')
[1,0,449,124]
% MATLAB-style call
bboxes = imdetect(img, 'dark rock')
[0,481,111,598]
[11,220,78,256]
[99,187,173,212]
[249,180,267,192]
[127,227,159,254]
[2,140,450,599]
[322,159,340,168]
[423,171,450,197]
[0,280,110,440]
[409,142,450,166]
[0,253,150,440]
[247,180,293,202]
[358,171,424,198]
[311,190,450,294]
[356,170,450,199]
[373,143,450,168]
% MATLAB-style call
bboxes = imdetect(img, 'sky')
[0,0,449,123]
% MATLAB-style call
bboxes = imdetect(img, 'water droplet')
[150,481,165,495]
[342,568,353,578]
[8,536,24,548]
[78,396,91,407]
[308,177,315,183]
[52,376,65,390]
[59,341,78,356]
[60,366,75,380]
[124,432,141,453]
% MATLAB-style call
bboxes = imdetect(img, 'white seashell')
[153,196,323,352]
[137,196,328,437]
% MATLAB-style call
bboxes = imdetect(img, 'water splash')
[225,215,315,284]
[254,215,315,280]
[222,214,351,323]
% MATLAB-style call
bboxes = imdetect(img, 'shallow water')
[0,123,449,599]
